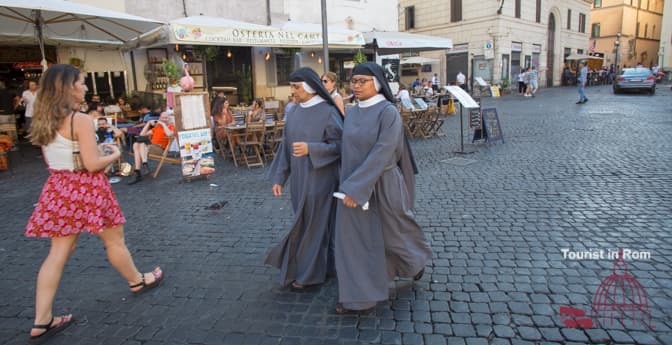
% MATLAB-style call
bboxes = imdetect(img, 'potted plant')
[236,64,252,105]
[353,50,367,66]
[161,59,181,86]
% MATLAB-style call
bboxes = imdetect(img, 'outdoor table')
[222,122,275,167]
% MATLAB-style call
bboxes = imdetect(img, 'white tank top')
[43,133,80,170]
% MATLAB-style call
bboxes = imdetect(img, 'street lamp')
[614,32,621,73]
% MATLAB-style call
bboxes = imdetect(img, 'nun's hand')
[292,142,309,157]
[343,195,358,208]
[272,184,282,197]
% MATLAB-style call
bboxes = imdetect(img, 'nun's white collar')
[300,95,326,108]
[358,94,386,108]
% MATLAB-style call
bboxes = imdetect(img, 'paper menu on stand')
[179,95,207,130]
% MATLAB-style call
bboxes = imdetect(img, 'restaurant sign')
[172,25,364,47]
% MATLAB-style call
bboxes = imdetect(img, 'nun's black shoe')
[413,268,425,281]
[335,303,375,315]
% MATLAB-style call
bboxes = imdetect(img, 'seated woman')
[212,97,237,151]
[246,99,265,123]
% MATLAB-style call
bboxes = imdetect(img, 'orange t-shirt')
[150,123,175,149]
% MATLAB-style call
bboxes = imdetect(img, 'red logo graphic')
[560,249,652,329]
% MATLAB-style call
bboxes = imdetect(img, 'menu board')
[177,128,215,178]
[174,92,211,131]
[173,92,214,180]
[481,107,504,143]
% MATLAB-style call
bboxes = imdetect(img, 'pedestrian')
[321,71,345,116]
[25,64,163,343]
[456,71,467,92]
[22,79,38,134]
[517,68,526,94]
[334,62,431,314]
[265,67,344,290]
[577,61,589,104]
[526,65,539,97]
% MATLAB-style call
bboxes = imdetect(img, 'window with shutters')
[405,6,415,30]
[451,0,462,22]
[567,9,572,30]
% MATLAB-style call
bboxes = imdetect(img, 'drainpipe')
[266,0,271,25]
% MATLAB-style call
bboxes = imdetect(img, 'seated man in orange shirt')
[128,111,175,184]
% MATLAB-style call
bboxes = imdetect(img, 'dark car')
[613,68,656,95]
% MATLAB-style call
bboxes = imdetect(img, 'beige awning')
[166,16,364,48]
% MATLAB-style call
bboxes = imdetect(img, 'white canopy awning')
[0,0,163,47]
[167,16,364,48]
[400,56,439,65]
[363,30,453,54]
[565,53,604,60]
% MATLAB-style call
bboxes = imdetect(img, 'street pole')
[320,0,329,74]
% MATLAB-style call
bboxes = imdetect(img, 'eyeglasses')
[321,79,330,84]
[350,78,373,86]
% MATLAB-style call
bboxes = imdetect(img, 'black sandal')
[129,267,163,294]
[290,281,306,291]
[413,268,425,281]
[335,303,375,315]
[29,314,74,344]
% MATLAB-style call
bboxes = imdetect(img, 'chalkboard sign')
[481,107,504,143]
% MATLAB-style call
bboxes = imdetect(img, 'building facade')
[398,0,592,88]
[590,0,665,70]
[661,0,672,71]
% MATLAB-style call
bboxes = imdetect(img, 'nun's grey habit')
[335,62,431,311]
[265,67,344,287]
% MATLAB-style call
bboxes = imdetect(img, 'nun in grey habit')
[335,62,432,313]
[265,67,344,289]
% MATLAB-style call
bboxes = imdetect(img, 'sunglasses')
[321,79,331,83]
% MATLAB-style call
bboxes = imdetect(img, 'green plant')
[161,59,181,85]
[353,50,367,65]
[193,46,217,62]
[501,78,510,90]
[236,64,252,105]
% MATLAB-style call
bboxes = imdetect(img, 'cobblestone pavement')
[1,84,671,345]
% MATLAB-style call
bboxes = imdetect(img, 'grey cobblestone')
[2,85,671,344]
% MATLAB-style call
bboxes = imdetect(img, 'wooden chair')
[147,136,180,177]
[236,123,265,168]
[264,120,285,161]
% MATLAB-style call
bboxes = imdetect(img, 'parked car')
[613,68,656,95]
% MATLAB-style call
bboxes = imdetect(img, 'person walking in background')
[334,62,431,314]
[456,71,467,92]
[321,71,345,116]
[517,68,526,95]
[266,67,343,290]
[577,61,589,104]
[22,80,38,135]
[25,64,163,344]
[526,66,539,97]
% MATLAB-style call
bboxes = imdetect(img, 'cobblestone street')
[1,84,671,345]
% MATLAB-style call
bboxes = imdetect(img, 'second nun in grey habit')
[265,67,343,288]
[335,62,431,312]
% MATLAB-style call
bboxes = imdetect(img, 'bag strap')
[69,112,78,153]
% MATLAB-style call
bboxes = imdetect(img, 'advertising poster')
[381,58,400,82]
[177,128,216,178]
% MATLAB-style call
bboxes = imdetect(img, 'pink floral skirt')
[25,169,126,238]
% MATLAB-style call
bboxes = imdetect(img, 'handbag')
[70,113,87,172]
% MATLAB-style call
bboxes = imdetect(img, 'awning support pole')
[321,0,329,73]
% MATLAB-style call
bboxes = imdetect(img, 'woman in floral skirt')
[25,64,163,344]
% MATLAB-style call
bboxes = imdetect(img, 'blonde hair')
[322,71,337,82]
[30,64,81,146]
